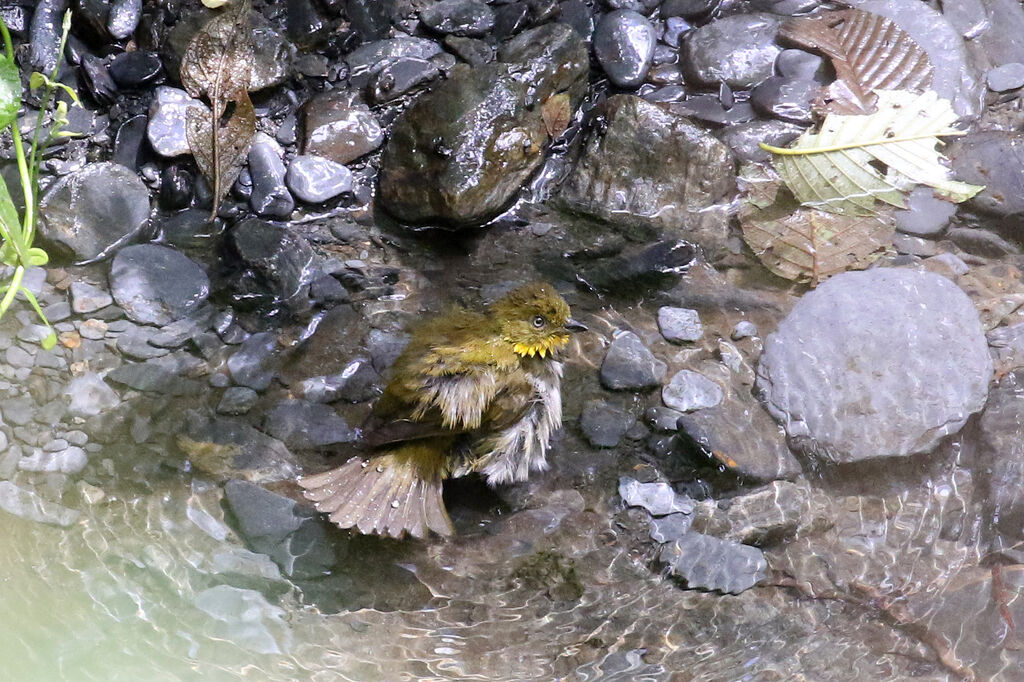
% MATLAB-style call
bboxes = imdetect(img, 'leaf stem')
[0,264,24,318]
[760,130,968,156]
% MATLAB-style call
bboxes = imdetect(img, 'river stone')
[420,0,495,37]
[109,244,210,326]
[558,95,735,258]
[579,400,636,448]
[147,86,208,158]
[227,218,318,310]
[757,268,992,464]
[619,477,694,516]
[657,307,702,343]
[18,446,88,475]
[302,93,385,164]
[682,13,781,89]
[65,373,121,418]
[0,481,80,526]
[988,63,1024,91]
[345,36,443,83]
[594,10,656,88]
[38,162,151,263]
[600,331,666,390]
[662,370,724,412]
[498,22,590,104]
[948,131,1024,220]
[227,332,279,391]
[264,399,357,449]
[182,414,300,484]
[379,24,588,226]
[286,155,353,204]
[659,531,768,594]
[247,133,294,218]
[224,479,334,579]
[977,369,1024,538]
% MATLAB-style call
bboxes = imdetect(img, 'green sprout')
[0,10,79,350]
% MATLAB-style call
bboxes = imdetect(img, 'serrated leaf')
[739,165,894,285]
[761,90,984,216]
[780,8,933,115]
[186,93,255,212]
[0,55,20,129]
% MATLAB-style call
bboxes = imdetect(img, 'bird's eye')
[532,315,546,328]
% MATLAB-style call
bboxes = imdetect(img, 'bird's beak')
[565,318,588,333]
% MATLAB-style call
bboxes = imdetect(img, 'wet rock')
[976,0,1024,64]
[181,414,299,483]
[0,481,80,526]
[147,87,208,158]
[600,331,666,391]
[109,244,210,326]
[662,0,717,18]
[657,307,702,343]
[65,374,120,419]
[988,63,1024,91]
[662,370,723,412]
[682,14,781,89]
[990,322,1024,376]
[731,321,757,340]
[285,155,353,204]
[649,512,694,543]
[645,406,685,432]
[159,165,194,211]
[5,346,32,368]
[421,0,495,37]
[593,10,656,88]
[775,49,826,81]
[18,446,88,475]
[193,585,291,655]
[977,370,1024,537]
[619,477,694,516]
[379,24,588,225]
[115,328,171,360]
[217,387,259,415]
[665,97,756,127]
[694,481,817,545]
[444,35,493,66]
[558,95,735,258]
[567,240,697,293]
[302,93,384,164]
[227,332,279,391]
[109,51,162,89]
[948,131,1024,220]
[579,400,636,447]
[369,57,440,104]
[750,76,816,124]
[227,219,318,310]
[847,0,981,118]
[29,0,68,75]
[247,134,294,219]
[38,162,151,263]
[113,114,149,171]
[108,0,142,39]
[81,55,117,105]
[345,36,443,84]
[107,362,204,396]
[893,186,956,237]
[659,532,768,594]
[70,281,113,315]
[498,23,590,105]
[264,399,357,449]
[223,480,334,579]
[757,269,992,464]
[293,359,381,404]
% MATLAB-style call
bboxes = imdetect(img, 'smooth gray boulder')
[757,268,992,464]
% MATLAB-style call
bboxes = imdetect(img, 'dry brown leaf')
[779,9,933,115]
[180,0,255,216]
[541,92,571,137]
[186,93,255,212]
[739,166,894,285]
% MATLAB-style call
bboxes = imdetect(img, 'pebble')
[750,76,816,124]
[593,10,657,88]
[5,346,34,369]
[659,532,767,594]
[662,370,724,412]
[295,359,380,404]
[147,87,208,158]
[662,0,717,17]
[247,134,294,218]
[619,477,694,516]
[18,446,88,475]
[730,321,757,341]
[302,94,384,164]
[0,481,80,526]
[107,362,203,396]
[368,57,440,104]
[108,51,162,89]
[108,0,142,39]
[217,387,260,415]
[264,399,358,449]
[420,0,495,37]
[644,406,685,432]
[657,307,703,343]
[109,244,210,326]
[600,331,666,390]
[227,332,278,391]
[988,63,1024,92]
[682,13,781,89]
[649,512,694,544]
[65,374,120,419]
[70,281,114,314]
[775,49,826,81]
[579,400,636,448]
[285,155,353,204]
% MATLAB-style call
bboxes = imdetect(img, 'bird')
[298,282,587,539]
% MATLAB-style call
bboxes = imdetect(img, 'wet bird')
[298,282,586,539]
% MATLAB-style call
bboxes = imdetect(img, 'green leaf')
[0,54,21,129]
[40,329,57,350]
[0,241,17,267]
[24,247,48,266]
[0,173,21,244]
[761,90,985,216]
[29,72,45,91]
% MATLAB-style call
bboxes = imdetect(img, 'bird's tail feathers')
[299,448,453,539]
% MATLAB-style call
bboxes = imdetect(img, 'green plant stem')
[0,264,24,318]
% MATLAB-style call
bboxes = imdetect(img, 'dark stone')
[227,218,318,310]
[264,399,358,449]
[345,36,443,84]
[565,240,697,293]
[302,92,384,164]
[158,165,193,211]
[420,0,495,37]
[660,531,767,594]
[108,51,163,89]
[160,208,219,249]
[109,244,210,325]
[557,0,594,38]
[593,10,656,88]
[665,97,757,127]
[949,131,1024,220]
[38,162,151,263]
[286,0,327,48]
[682,13,781,89]
[247,134,294,218]
[227,332,279,391]
[81,55,117,105]
[29,0,68,75]
[344,0,393,40]
[224,479,335,579]
[217,387,259,415]
[579,400,636,448]
[600,331,666,390]
[113,114,149,171]
[716,119,805,163]
[558,95,736,257]
[182,413,299,483]
[292,358,381,403]
[978,370,1024,538]
[444,36,494,66]
[107,362,204,396]
[750,76,816,124]
[285,155,353,204]
[662,0,717,17]
[279,304,368,383]
[493,2,529,39]
[368,57,440,104]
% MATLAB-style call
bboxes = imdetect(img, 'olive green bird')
[298,282,586,539]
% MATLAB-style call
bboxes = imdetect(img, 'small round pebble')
[987,63,1024,92]
[731,320,758,340]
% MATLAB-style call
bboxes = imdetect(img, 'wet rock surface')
[682,14,781,89]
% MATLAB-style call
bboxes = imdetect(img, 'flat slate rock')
[757,268,992,464]
[109,244,210,326]
[659,531,768,594]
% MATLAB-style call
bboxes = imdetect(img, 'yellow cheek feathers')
[512,334,570,358]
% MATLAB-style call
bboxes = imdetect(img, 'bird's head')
[490,282,587,358]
